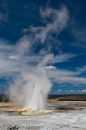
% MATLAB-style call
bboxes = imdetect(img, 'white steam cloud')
[9,56,53,110]
[8,6,69,110]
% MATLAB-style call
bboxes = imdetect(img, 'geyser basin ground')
[0,101,86,130]
[0,103,54,116]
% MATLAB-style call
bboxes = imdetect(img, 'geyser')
[9,55,53,111]
[8,5,69,112]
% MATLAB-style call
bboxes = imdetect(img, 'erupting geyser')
[9,55,53,112]
[8,5,69,113]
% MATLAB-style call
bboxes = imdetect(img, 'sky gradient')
[0,0,86,94]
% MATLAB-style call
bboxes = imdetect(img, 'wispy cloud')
[54,53,77,63]
[57,77,86,84]
[47,65,86,85]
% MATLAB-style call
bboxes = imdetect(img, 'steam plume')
[9,6,69,110]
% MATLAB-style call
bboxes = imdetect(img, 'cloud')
[46,66,56,69]
[77,90,86,93]
[57,77,86,84]
[9,56,19,60]
[57,89,61,92]
[70,90,74,92]
[47,68,76,79]
[81,90,86,93]
[47,65,86,85]
[65,90,74,92]
[0,41,16,76]
[77,66,86,74]
[54,53,77,63]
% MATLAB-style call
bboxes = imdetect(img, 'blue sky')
[0,0,86,94]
